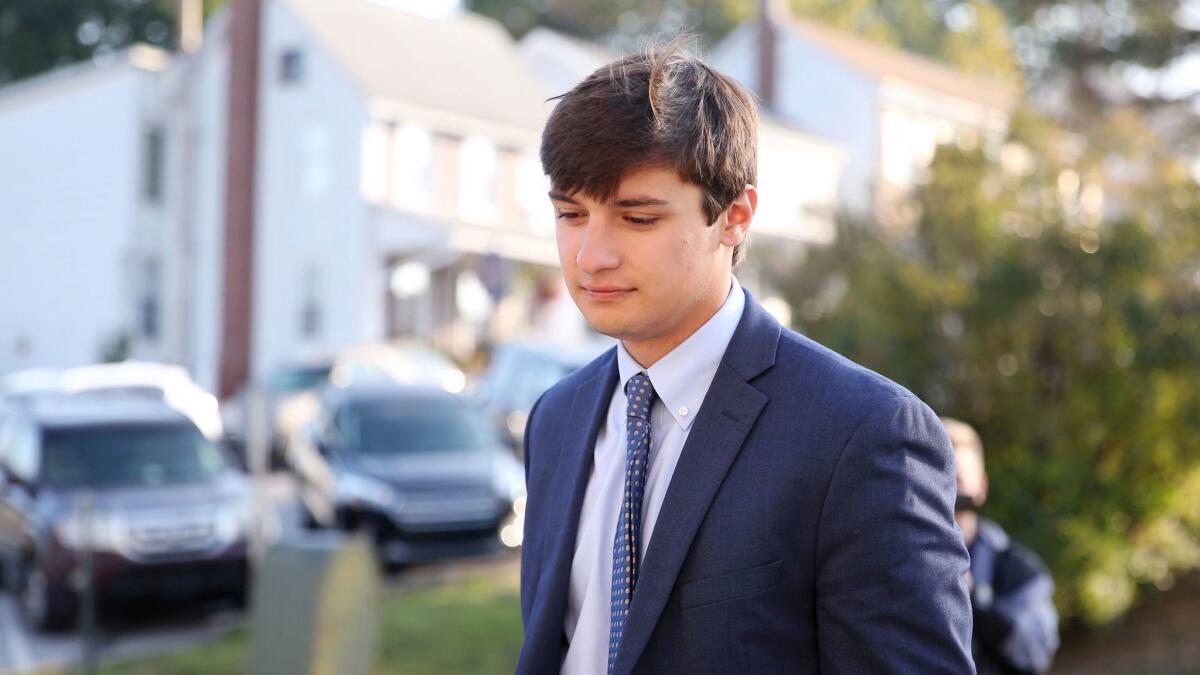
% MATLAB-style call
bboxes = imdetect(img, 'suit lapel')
[521,349,618,673]
[613,290,781,675]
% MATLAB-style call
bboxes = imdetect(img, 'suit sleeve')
[519,391,547,630]
[814,395,975,674]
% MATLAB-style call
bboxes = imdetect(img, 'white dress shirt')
[561,277,746,674]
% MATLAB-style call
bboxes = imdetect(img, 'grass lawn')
[79,557,523,675]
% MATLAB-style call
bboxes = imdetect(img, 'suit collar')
[722,286,781,383]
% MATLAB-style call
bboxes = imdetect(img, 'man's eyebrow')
[547,192,670,208]
[613,196,670,208]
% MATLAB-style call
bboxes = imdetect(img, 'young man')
[517,42,974,675]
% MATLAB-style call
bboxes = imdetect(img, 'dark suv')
[0,393,252,630]
[287,383,526,566]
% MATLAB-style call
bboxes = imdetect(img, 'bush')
[777,108,1200,624]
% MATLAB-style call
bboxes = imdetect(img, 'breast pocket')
[679,559,783,610]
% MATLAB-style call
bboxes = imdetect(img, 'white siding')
[712,23,881,216]
[0,63,152,376]
[253,0,375,379]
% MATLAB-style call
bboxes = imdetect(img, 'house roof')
[0,44,168,110]
[283,0,549,132]
[518,26,834,143]
[775,12,1019,111]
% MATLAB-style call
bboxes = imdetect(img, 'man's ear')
[721,185,757,248]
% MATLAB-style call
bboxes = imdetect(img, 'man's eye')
[556,211,582,221]
[627,216,659,226]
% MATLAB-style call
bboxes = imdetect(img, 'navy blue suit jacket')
[517,289,975,674]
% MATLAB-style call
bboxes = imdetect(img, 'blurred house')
[0,0,582,395]
[172,0,571,394]
[710,0,1018,223]
[0,0,1016,395]
[0,45,173,378]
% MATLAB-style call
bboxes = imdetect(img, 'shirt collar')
[616,276,746,431]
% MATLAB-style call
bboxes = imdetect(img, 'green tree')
[0,0,228,86]
[466,0,1021,84]
[777,108,1200,624]
[994,0,1200,114]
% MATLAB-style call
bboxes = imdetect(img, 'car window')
[7,420,39,483]
[269,366,331,393]
[0,409,10,469]
[40,422,230,489]
[514,360,573,410]
[338,399,495,455]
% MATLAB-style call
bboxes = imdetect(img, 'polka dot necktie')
[608,371,656,674]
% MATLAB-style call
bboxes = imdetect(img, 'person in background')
[945,417,1061,675]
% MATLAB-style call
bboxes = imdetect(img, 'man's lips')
[582,285,634,301]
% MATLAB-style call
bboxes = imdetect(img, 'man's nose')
[576,219,620,275]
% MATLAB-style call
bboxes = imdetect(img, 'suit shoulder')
[768,328,941,444]
[775,328,920,407]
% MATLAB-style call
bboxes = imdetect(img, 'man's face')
[954,445,987,510]
[550,167,751,355]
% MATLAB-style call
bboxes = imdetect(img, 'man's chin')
[578,312,639,341]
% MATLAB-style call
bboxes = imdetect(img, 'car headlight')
[54,513,127,552]
[491,453,526,503]
[335,472,398,510]
[213,497,256,544]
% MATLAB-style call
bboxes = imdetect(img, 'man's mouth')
[582,285,634,301]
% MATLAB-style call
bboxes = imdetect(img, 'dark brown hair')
[540,38,758,266]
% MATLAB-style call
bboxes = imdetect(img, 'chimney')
[217,0,262,399]
[758,0,779,111]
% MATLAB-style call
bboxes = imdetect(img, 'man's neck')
[623,276,731,369]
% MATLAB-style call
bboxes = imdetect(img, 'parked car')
[0,393,253,631]
[223,342,465,469]
[287,383,525,566]
[1,361,224,442]
[474,340,612,450]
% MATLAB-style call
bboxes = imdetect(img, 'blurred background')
[0,0,1197,673]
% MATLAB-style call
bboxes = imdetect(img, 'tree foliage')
[0,0,228,86]
[466,0,1197,124]
[775,108,1200,624]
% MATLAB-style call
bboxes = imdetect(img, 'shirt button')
[678,406,688,416]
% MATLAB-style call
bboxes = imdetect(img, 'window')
[8,420,38,483]
[0,411,12,470]
[391,124,434,209]
[143,126,165,204]
[140,258,161,340]
[516,152,550,230]
[339,400,495,455]
[280,48,304,83]
[300,267,322,339]
[458,137,498,221]
[41,423,229,489]
[360,121,390,203]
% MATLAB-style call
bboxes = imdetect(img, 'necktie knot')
[624,372,655,422]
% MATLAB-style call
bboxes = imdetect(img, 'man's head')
[541,41,758,359]
[943,418,988,541]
